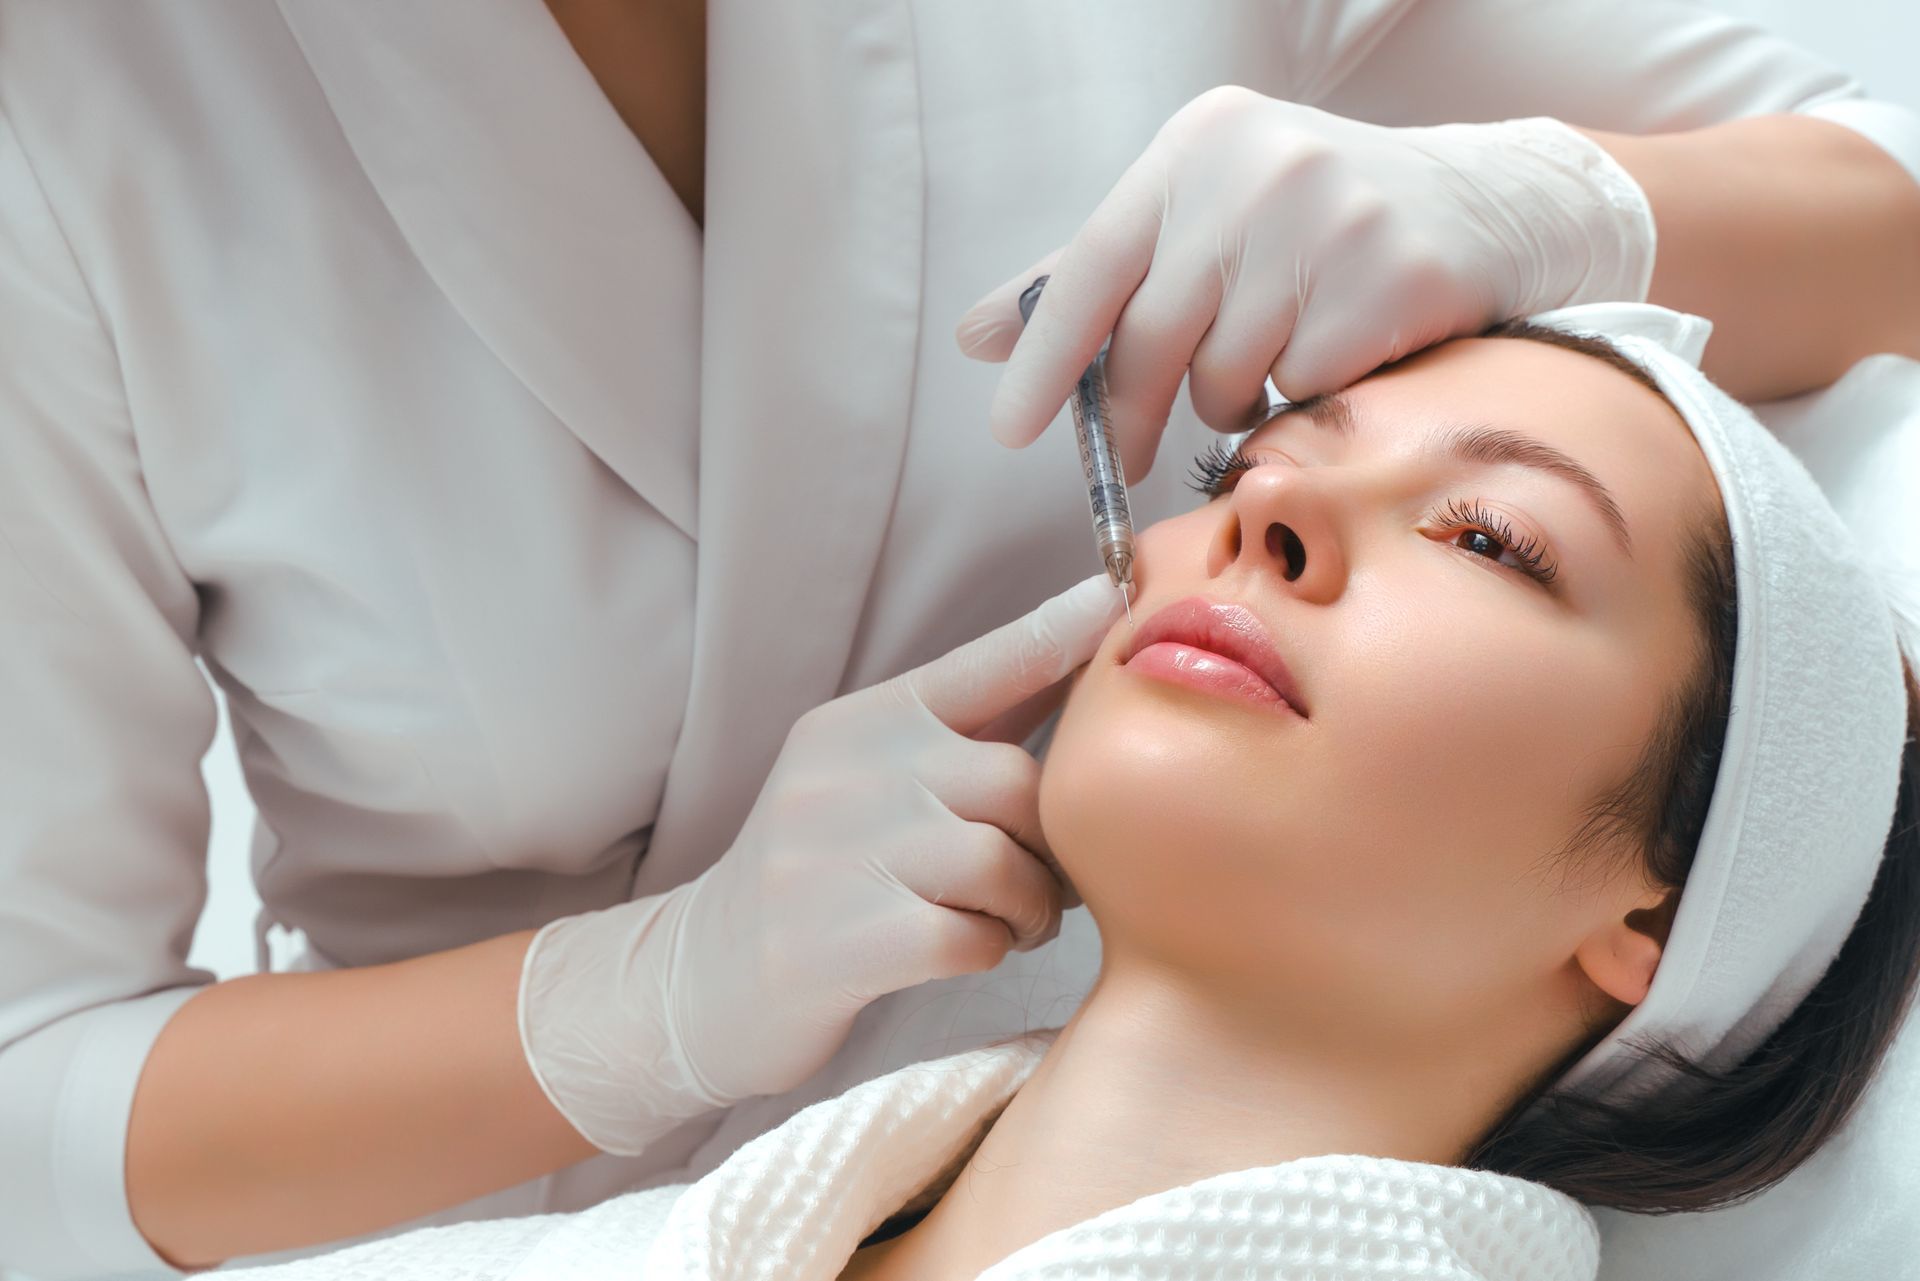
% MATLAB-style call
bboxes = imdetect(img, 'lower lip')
[1123,642,1301,716]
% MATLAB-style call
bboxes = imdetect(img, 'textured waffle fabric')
[228,1029,1599,1279]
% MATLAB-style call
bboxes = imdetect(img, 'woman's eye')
[1457,529,1503,560]
[1439,500,1560,587]
[1186,442,1255,497]
[1185,443,1289,498]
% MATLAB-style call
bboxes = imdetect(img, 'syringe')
[1016,274,1136,624]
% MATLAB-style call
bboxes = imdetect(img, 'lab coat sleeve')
[1311,0,1920,188]
[0,107,220,1278]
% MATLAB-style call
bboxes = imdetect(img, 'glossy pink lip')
[1120,596,1309,718]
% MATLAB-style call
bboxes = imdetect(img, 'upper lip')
[1122,596,1309,717]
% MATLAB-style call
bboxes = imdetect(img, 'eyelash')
[1185,443,1561,588]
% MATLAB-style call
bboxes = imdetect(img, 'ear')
[1572,887,1680,1007]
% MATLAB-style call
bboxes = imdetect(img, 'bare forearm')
[126,929,598,1269]
[1583,113,1920,401]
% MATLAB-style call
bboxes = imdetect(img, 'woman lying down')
[232,304,1920,1281]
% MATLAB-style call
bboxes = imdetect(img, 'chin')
[1039,679,1300,973]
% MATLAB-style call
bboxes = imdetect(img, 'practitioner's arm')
[126,931,599,1269]
[1585,114,1920,400]
[1316,0,1920,400]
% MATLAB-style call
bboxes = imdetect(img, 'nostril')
[1266,522,1306,581]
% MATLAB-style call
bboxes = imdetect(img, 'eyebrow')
[1256,392,1634,559]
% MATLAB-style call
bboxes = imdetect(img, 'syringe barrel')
[1016,272,1137,589]
[1071,347,1135,586]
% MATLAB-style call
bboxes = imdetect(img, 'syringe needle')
[1119,580,1133,625]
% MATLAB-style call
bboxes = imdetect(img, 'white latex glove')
[955,87,1656,478]
[518,575,1124,1155]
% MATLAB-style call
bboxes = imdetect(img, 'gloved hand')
[955,87,1656,478]
[518,575,1124,1155]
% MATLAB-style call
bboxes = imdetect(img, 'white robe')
[221,1029,1601,1281]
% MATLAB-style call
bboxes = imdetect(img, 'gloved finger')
[907,820,1063,953]
[896,574,1124,738]
[954,246,1064,362]
[921,738,1080,913]
[1101,248,1222,481]
[1188,269,1302,433]
[1269,253,1459,401]
[971,669,1071,748]
[985,156,1165,449]
[913,908,1017,984]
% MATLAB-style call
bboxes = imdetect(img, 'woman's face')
[1041,334,1722,1053]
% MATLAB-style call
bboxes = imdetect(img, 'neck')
[856,955,1543,1281]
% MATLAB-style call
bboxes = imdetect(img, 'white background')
[10,4,1913,1280]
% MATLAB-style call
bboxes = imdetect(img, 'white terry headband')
[1512,302,1909,1115]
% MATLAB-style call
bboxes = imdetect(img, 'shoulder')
[0,3,344,229]
[494,1182,690,1279]
[1348,1158,1601,1281]
[1148,1155,1601,1281]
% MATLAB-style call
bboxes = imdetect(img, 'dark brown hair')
[1457,319,1920,1213]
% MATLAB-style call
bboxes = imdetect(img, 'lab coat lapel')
[274,0,698,536]
[632,0,924,896]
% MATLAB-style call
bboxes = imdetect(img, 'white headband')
[1512,302,1908,1115]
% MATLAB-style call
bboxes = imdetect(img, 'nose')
[1206,464,1349,602]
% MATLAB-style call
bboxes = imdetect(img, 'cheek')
[1325,584,1662,907]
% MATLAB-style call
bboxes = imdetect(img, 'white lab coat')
[0,2,1912,1277]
